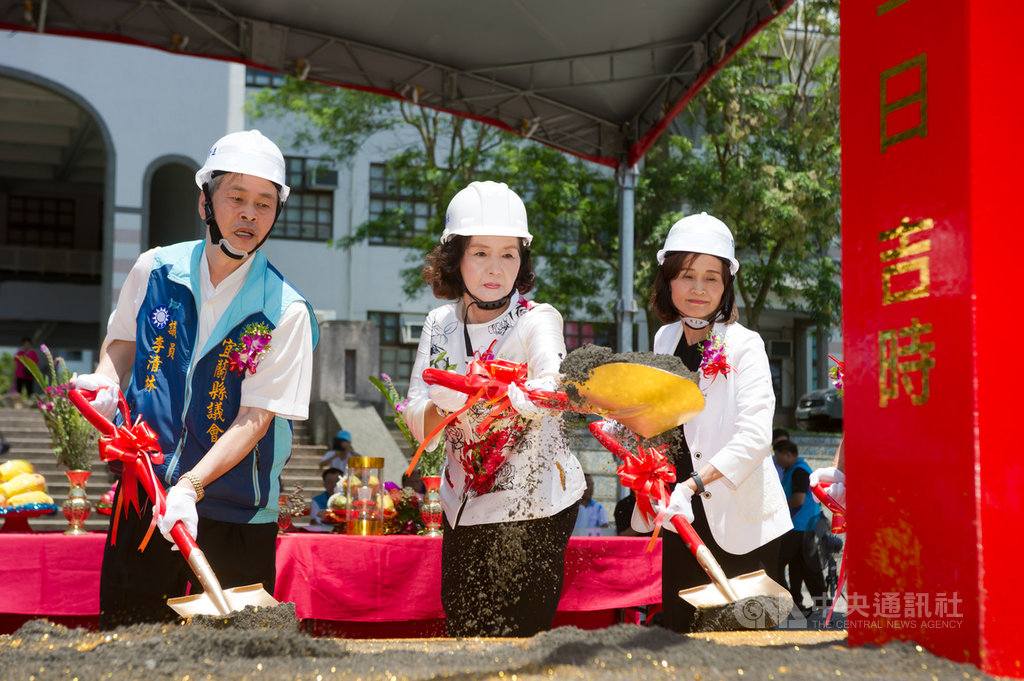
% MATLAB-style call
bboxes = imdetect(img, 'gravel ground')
[0,617,1009,681]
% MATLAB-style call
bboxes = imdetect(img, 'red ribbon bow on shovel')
[811,482,848,626]
[67,388,165,551]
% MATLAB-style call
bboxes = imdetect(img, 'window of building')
[563,321,616,352]
[245,67,286,88]
[368,163,432,245]
[6,196,75,247]
[276,157,335,241]
[368,311,419,395]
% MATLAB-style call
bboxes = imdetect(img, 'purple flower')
[395,398,408,414]
[40,343,49,354]
[381,373,392,382]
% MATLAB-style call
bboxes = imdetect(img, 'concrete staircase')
[0,406,327,533]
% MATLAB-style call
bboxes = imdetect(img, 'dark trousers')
[441,503,578,637]
[661,496,782,632]
[99,481,278,629]
[778,528,827,614]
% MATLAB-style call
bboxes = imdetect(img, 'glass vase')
[62,469,92,535]
[420,475,443,537]
[346,456,384,535]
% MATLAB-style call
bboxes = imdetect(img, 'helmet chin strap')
[682,317,711,329]
[202,182,280,261]
[462,288,515,357]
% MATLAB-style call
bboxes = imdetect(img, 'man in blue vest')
[76,130,318,627]
[772,438,827,619]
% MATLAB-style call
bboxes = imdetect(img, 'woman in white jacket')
[404,181,585,637]
[640,213,791,632]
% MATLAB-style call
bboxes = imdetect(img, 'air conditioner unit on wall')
[306,166,338,190]
[767,339,793,359]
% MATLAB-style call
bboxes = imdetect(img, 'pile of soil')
[0,619,1006,681]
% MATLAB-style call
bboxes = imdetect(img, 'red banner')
[841,1,1022,676]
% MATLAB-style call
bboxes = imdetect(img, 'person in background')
[74,130,317,628]
[629,212,791,633]
[14,337,39,396]
[773,438,826,617]
[309,467,343,532]
[614,490,651,537]
[772,428,790,478]
[318,429,354,473]
[404,181,585,637]
[573,474,609,536]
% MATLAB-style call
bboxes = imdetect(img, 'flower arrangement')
[228,321,273,376]
[384,485,425,535]
[828,354,845,396]
[369,367,445,477]
[16,345,97,471]
[699,330,733,384]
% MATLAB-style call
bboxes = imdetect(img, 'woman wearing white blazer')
[637,212,791,632]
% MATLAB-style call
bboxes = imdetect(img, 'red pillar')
[841,1,1023,677]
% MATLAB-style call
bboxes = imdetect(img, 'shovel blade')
[572,363,704,438]
[167,583,279,618]
[678,569,792,609]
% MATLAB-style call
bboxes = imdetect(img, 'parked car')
[795,388,843,431]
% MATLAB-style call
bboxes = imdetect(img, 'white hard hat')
[195,130,290,202]
[657,212,739,275]
[441,181,532,245]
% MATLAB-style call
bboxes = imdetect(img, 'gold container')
[62,469,92,536]
[345,456,384,536]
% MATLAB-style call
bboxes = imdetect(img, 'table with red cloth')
[0,532,662,636]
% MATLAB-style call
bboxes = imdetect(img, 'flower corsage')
[828,354,845,396]
[699,330,733,384]
[228,322,273,376]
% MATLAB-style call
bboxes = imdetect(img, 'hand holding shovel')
[68,387,278,618]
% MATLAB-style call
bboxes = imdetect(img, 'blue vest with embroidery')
[125,240,318,524]
[781,456,821,532]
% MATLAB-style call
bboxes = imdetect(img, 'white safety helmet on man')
[656,212,739,275]
[194,129,290,203]
[441,181,532,245]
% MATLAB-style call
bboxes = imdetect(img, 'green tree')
[661,0,841,331]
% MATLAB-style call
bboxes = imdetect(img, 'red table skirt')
[0,532,661,636]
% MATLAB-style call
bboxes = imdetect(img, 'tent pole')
[615,164,638,353]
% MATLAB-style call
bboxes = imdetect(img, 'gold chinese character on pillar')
[879,317,935,407]
[879,217,934,305]
[880,54,927,152]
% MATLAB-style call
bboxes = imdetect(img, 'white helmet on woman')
[657,212,739,275]
[441,181,532,245]
[195,129,290,202]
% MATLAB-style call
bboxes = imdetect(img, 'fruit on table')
[381,494,395,511]
[0,459,34,482]
[7,490,54,506]
[328,493,348,510]
[0,472,46,499]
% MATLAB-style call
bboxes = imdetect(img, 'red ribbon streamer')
[811,482,848,626]
[97,418,166,552]
[701,359,733,384]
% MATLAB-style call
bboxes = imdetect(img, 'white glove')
[507,378,557,420]
[429,384,469,413]
[657,484,695,527]
[73,373,119,421]
[157,485,199,549]
[810,466,847,506]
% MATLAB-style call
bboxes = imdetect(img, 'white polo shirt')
[106,245,313,420]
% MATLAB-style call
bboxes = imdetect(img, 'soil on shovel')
[693,594,793,633]
[559,344,698,408]
[0,618,1009,681]
[189,602,301,631]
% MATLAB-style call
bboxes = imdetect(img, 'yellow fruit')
[367,475,380,487]
[0,459,34,482]
[381,494,394,511]
[0,473,46,498]
[328,493,348,510]
[7,490,53,506]
[346,475,361,488]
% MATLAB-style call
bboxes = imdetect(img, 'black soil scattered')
[693,594,794,632]
[189,602,300,631]
[0,619,1008,681]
